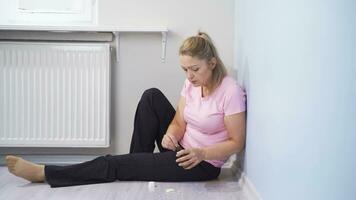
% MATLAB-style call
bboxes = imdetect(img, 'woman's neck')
[201,75,226,97]
[201,81,217,97]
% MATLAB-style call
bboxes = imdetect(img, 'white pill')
[148,181,155,192]
[165,188,175,193]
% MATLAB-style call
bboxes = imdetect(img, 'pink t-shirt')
[179,76,246,167]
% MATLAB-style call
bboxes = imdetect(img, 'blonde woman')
[6,32,246,187]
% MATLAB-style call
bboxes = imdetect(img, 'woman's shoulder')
[221,76,236,85]
[220,76,240,89]
[219,76,245,95]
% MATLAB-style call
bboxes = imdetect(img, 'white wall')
[0,0,235,160]
[235,0,356,199]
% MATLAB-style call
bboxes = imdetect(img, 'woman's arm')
[161,96,187,150]
[203,111,246,160]
[176,111,246,169]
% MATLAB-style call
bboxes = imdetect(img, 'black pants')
[45,88,220,187]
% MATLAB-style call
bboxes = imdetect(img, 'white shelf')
[0,25,168,62]
[0,25,168,32]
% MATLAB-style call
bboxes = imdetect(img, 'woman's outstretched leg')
[5,152,220,188]
[45,152,220,187]
[5,154,116,187]
[5,155,45,183]
[44,155,117,187]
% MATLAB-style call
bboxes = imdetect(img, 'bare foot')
[5,155,45,183]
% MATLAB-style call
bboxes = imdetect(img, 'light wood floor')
[0,167,248,200]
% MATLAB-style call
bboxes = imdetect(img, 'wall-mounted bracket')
[161,31,167,63]
[112,29,168,63]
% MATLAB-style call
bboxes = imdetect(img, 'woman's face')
[179,55,216,87]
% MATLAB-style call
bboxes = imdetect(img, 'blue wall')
[234,0,356,199]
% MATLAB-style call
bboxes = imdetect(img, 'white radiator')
[0,42,110,147]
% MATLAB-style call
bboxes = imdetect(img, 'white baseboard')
[234,168,262,200]
[227,152,262,200]
[222,153,262,199]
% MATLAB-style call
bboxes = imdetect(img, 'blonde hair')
[179,31,227,87]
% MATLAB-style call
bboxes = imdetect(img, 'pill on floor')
[148,181,156,192]
[165,188,175,193]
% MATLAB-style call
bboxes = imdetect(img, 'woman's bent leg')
[130,88,175,153]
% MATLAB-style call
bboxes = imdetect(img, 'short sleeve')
[180,79,189,97]
[223,84,246,116]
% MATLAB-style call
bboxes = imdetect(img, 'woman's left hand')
[176,148,206,170]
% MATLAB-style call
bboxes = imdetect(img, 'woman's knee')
[143,88,163,97]
[141,88,164,102]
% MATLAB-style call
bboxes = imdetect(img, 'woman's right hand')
[162,134,179,151]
